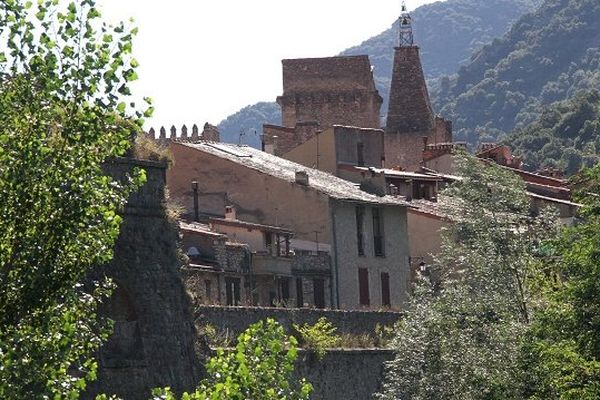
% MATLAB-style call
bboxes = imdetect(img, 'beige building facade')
[167,142,412,310]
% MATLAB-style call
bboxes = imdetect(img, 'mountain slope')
[218,0,539,145]
[342,0,541,114]
[217,102,280,148]
[506,90,600,174]
[436,0,600,144]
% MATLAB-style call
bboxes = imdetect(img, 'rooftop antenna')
[398,0,414,47]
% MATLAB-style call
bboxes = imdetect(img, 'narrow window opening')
[357,142,365,166]
[359,268,370,306]
[373,208,385,257]
[356,205,365,256]
[381,273,391,307]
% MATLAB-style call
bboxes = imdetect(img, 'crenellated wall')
[146,122,220,146]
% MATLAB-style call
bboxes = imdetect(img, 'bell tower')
[384,1,453,170]
[385,0,434,134]
[399,1,414,47]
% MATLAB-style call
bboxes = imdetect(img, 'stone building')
[384,3,453,170]
[261,3,453,173]
[282,125,385,179]
[180,221,252,307]
[262,55,383,156]
[167,142,412,310]
[181,211,331,309]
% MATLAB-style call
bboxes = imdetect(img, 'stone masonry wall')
[196,305,401,337]
[278,56,382,131]
[295,349,394,400]
[85,158,205,400]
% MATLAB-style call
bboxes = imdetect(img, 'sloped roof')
[179,221,226,238]
[210,217,294,235]
[408,199,453,221]
[179,142,409,207]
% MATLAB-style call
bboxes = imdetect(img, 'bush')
[294,317,342,359]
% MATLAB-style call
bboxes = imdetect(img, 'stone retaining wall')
[296,349,394,400]
[196,305,402,337]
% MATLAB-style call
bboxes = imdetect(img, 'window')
[381,273,391,307]
[276,234,282,257]
[359,268,370,306]
[356,206,365,256]
[372,208,385,257]
[265,232,273,254]
[225,277,241,306]
[296,278,304,308]
[280,278,290,304]
[313,279,326,309]
[357,142,365,166]
[205,280,212,302]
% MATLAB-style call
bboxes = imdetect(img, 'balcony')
[291,250,331,275]
[252,253,293,276]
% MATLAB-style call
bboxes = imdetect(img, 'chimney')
[423,136,429,149]
[295,171,309,186]
[225,205,236,220]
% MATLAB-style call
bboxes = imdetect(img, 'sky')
[98,0,443,130]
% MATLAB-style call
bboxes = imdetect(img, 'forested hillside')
[506,91,600,174]
[218,0,539,145]
[436,0,600,146]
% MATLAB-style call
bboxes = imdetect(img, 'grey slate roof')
[180,142,409,207]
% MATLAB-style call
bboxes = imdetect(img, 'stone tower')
[384,1,452,170]
[263,55,383,156]
[278,56,382,130]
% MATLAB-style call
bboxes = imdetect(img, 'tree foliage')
[520,165,600,399]
[506,90,600,174]
[153,319,312,400]
[378,152,558,399]
[0,0,146,397]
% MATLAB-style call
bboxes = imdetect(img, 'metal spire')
[398,0,414,47]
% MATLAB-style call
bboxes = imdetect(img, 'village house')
[167,141,412,310]
[180,221,250,306]
[180,213,331,309]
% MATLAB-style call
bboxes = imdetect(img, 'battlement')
[146,123,220,144]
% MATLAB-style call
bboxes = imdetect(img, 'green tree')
[520,165,600,399]
[378,152,558,400]
[0,0,147,397]
[153,319,312,400]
